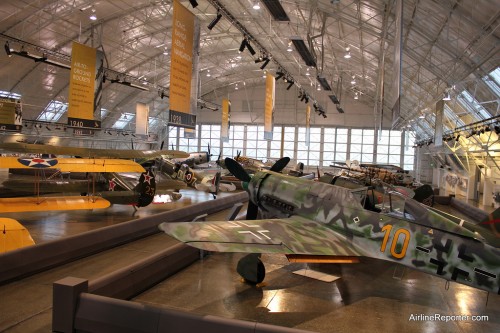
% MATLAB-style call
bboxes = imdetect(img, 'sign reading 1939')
[67,117,101,129]
[168,110,196,129]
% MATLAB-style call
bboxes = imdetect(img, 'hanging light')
[351,75,356,85]
[419,113,425,119]
[163,48,168,55]
[235,84,239,90]
[344,46,351,59]
[354,92,359,100]
[443,91,451,101]
[89,7,97,20]
[262,70,267,78]
[206,70,211,77]
[287,41,293,52]
[306,67,310,76]
[253,2,261,10]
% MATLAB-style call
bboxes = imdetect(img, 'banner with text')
[221,98,231,142]
[305,105,311,146]
[264,73,275,140]
[68,42,101,129]
[136,103,149,136]
[170,0,195,116]
[0,97,22,132]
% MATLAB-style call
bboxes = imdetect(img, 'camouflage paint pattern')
[161,170,500,294]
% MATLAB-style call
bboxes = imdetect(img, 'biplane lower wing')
[0,218,35,253]
[0,196,111,212]
[0,157,145,173]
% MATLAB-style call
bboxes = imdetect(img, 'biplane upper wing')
[0,196,111,213]
[0,157,145,173]
[159,215,365,256]
[0,142,189,159]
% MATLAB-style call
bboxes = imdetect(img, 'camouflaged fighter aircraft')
[160,157,500,294]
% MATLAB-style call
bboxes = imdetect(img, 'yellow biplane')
[0,156,145,212]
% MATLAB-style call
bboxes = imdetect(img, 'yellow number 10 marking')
[380,225,410,259]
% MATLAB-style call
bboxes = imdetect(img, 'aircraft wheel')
[237,253,265,284]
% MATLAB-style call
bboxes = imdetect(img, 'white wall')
[197,83,386,128]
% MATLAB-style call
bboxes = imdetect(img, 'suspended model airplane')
[0,156,152,211]
[161,157,500,295]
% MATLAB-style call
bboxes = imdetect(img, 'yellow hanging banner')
[68,42,101,129]
[170,0,195,115]
[264,73,275,140]
[221,98,231,142]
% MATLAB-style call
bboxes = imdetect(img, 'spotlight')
[286,80,294,90]
[245,40,256,55]
[239,39,247,53]
[260,58,270,70]
[207,12,222,30]
[443,91,451,101]
[189,0,198,8]
[304,96,309,104]
[4,41,11,57]
[275,70,284,81]
[455,135,460,141]
[89,7,97,21]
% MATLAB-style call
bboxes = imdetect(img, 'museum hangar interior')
[0,1,499,333]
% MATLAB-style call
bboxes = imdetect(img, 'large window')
[246,125,267,159]
[376,130,402,165]
[223,125,245,159]
[297,127,321,166]
[350,129,374,163]
[178,126,199,153]
[112,112,134,129]
[283,127,296,161]
[37,100,68,122]
[269,126,283,159]
[200,124,220,158]
[166,124,415,170]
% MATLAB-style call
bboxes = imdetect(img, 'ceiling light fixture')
[419,113,425,119]
[207,12,222,30]
[4,41,11,57]
[344,46,351,59]
[290,36,316,67]
[188,0,198,8]
[287,41,293,52]
[89,7,97,21]
[275,70,284,81]
[286,80,294,90]
[253,2,261,10]
[206,70,211,77]
[354,92,359,100]
[328,94,340,104]
[260,58,270,70]
[235,84,239,90]
[317,75,332,91]
[443,91,451,101]
[261,0,290,21]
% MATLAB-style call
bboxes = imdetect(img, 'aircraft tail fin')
[478,206,500,236]
[210,171,221,198]
[135,169,156,207]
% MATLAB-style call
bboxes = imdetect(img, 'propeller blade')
[246,201,259,220]
[270,157,290,172]
[225,157,251,182]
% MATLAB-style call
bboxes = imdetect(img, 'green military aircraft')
[160,157,500,295]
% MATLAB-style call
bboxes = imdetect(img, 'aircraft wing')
[0,196,110,212]
[0,157,145,173]
[159,215,365,256]
[0,142,189,159]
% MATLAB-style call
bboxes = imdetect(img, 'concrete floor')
[133,252,500,333]
[0,182,498,333]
